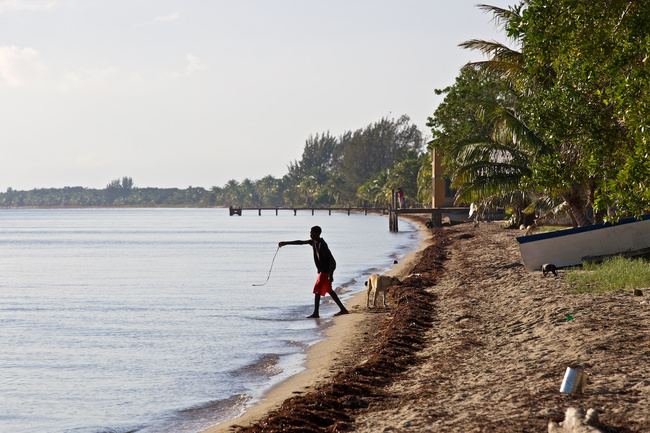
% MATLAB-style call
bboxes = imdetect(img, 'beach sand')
[205,218,650,432]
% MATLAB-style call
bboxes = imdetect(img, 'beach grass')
[535,225,571,233]
[567,256,650,293]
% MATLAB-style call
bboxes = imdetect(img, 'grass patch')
[566,256,650,293]
[534,225,571,233]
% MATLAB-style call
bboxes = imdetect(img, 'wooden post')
[389,189,399,232]
[432,210,442,228]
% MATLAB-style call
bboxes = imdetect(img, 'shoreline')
[202,219,650,432]
[202,216,430,433]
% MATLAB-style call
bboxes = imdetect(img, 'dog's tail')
[364,280,368,286]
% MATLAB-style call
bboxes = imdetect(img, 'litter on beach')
[560,367,588,394]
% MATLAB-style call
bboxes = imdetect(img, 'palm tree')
[459,4,526,84]
[451,3,594,227]
[357,171,390,208]
[254,175,284,207]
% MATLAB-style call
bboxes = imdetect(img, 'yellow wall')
[431,148,454,208]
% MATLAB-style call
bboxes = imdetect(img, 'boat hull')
[516,215,650,271]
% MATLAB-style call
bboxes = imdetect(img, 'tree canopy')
[428,1,650,226]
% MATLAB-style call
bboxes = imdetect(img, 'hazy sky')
[0,0,515,191]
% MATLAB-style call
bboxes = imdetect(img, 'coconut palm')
[441,2,596,227]
[357,171,390,208]
[459,4,526,84]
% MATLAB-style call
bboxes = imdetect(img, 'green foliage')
[281,114,426,207]
[427,67,536,222]
[287,132,339,177]
[357,171,390,207]
[0,184,214,208]
[566,256,650,293]
[428,68,499,170]
[512,0,650,219]
[356,150,429,208]
[430,1,650,228]
[337,115,424,202]
[386,150,425,207]
[105,176,135,204]
[416,152,433,205]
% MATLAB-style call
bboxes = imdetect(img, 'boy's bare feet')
[306,314,320,318]
[333,310,349,317]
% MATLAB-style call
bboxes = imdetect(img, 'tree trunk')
[561,185,592,227]
[585,179,604,225]
[506,209,536,229]
[568,210,579,228]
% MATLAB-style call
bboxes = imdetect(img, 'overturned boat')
[516,215,650,271]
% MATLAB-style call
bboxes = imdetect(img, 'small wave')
[137,394,252,433]
[335,287,352,296]
[337,279,357,289]
[231,353,282,378]
[176,393,252,417]
[364,267,385,274]
[286,339,309,349]
[249,315,305,322]
[62,424,145,433]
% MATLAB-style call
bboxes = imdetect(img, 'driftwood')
[548,407,604,433]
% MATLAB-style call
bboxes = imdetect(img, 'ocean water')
[0,208,420,433]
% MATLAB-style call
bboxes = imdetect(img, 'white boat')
[516,215,650,271]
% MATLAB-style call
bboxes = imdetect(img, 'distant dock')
[392,207,471,230]
[228,205,471,231]
[228,206,388,216]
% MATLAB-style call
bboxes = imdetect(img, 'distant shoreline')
[0,205,219,209]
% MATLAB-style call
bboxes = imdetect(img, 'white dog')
[365,273,401,308]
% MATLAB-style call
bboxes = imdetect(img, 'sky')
[0,0,516,191]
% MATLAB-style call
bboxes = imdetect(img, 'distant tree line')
[0,115,433,209]
[0,180,214,208]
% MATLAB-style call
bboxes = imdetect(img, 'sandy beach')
[205,218,650,432]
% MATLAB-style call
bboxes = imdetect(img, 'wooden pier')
[386,188,470,231]
[228,206,388,216]
[227,205,470,231]
[391,207,471,231]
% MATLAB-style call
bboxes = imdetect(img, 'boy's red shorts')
[313,272,332,296]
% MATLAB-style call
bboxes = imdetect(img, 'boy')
[278,226,349,318]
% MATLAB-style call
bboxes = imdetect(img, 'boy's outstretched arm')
[278,240,311,247]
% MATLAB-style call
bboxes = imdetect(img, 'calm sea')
[0,208,419,433]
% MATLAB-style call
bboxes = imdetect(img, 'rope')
[252,246,280,286]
